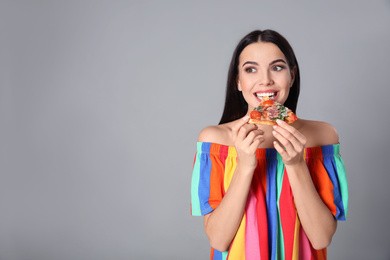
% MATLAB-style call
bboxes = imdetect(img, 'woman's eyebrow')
[242,61,258,67]
[242,59,287,67]
[270,59,287,65]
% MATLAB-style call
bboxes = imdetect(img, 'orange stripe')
[307,148,337,216]
[209,143,224,210]
[310,162,337,216]
[313,247,326,260]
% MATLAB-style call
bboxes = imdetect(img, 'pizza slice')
[249,97,298,125]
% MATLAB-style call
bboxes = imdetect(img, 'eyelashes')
[245,67,257,73]
[271,65,285,71]
[244,65,286,73]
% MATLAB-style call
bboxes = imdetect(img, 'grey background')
[1,0,390,259]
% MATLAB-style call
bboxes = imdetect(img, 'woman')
[191,30,348,260]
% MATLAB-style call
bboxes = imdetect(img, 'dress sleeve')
[191,142,225,216]
[307,144,349,220]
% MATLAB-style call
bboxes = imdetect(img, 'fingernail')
[276,119,283,124]
[243,115,250,121]
[272,131,276,135]
[273,125,277,129]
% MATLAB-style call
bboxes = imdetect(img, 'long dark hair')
[219,29,300,124]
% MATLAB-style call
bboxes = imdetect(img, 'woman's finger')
[233,116,253,143]
[250,137,264,151]
[273,140,289,158]
[273,125,303,152]
[240,127,262,148]
[252,134,265,146]
[237,124,258,143]
[272,130,297,156]
[231,115,251,137]
[276,119,307,145]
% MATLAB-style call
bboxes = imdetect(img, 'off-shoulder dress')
[191,142,348,260]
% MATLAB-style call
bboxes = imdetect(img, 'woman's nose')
[258,70,273,86]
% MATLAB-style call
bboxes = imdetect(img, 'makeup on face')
[237,42,294,112]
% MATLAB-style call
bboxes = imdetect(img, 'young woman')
[191,30,348,260]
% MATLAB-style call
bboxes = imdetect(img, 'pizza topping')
[268,106,279,119]
[286,111,298,123]
[262,100,275,108]
[250,110,261,119]
[276,104,288,119]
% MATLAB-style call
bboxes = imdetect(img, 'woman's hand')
[231,116,264,170]
[272,119,307,166]
[272,119,337,249]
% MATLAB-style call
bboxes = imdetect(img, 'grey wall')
[1,0,390,259]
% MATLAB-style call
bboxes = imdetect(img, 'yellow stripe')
[292,212,300,260]
[224,146,237,191]
[228,214,246,259]
[223,146,245,259]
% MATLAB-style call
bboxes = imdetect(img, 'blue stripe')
[321,145,345,220]
[198,142,213,215]
[213,249,222,260]
[266,149,278,260]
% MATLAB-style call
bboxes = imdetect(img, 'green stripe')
[222,250,228,260]
[333,144,349,218]
[275,153,285,260]
[191,143,203,216]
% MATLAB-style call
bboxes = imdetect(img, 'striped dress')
[191,142,348,260]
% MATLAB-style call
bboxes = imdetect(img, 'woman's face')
[237,41,296,113]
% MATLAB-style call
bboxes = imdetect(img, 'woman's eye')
[245,67,256,73]
[272,65,284,71]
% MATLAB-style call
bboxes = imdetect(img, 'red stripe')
[310,245,318,260]
[253,150,269,260]
[219,144,229,196]
[193,152,197,167]
[191,152,198,216]
[279,169,296,260]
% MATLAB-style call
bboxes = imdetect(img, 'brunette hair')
[219,29,300,124]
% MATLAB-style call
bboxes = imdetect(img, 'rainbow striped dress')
[191,142,348,260]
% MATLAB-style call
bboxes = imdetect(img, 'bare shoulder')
[197,122,234,145]
[295,119,339,147]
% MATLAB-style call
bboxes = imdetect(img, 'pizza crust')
[248,118,278,126]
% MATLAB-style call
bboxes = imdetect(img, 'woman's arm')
[199,116,264,252]
[272,119,338,250]
[203,163,254,251]
[284,161,337,249]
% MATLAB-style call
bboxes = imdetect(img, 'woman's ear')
[237,77,242,91]
[290,66,297,87]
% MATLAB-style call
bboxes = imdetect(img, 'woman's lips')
[254,91,279,102]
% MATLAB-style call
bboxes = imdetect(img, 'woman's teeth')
[256,92,276,99]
